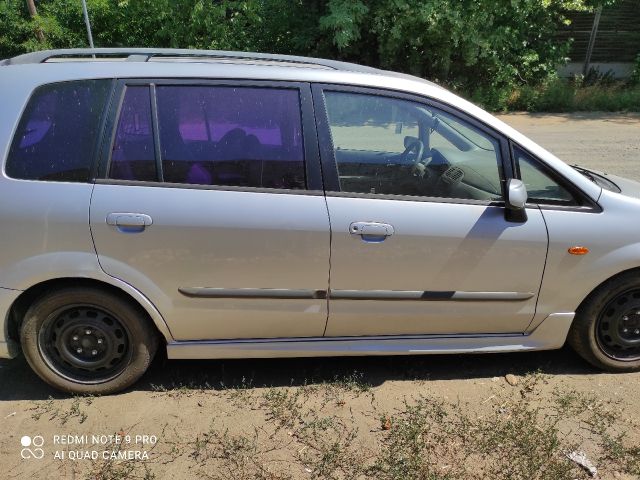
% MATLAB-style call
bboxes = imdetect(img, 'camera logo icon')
[20,435,45,459]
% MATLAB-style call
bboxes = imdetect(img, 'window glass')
[515,146,577,204]
[323,91,503,201]
[110,86,156,181]
[156,86,305,189]
[6,80,110,182]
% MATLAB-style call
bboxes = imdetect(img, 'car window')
[514,146,577,205]
[110,86,157,181]
[323,91,503,201]
[156,86,306,189]
[6,80,111,182]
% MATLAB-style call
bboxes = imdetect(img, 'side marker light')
[568,246,589,255]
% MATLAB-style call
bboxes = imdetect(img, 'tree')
[0,0,610,109]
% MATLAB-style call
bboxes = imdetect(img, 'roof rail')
[0,48,381,74]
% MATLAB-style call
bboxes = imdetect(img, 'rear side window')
[108,84,306,189]
[110,86,156,182]
[6,80,111,182]
[156,86,306,189]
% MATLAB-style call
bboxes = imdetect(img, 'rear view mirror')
[505,179,528,222]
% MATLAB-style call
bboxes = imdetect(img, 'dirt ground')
[498,112,640,181]
[1,113,639,480]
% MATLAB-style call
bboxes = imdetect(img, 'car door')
[313,85,549,336]
[90,80,330,341]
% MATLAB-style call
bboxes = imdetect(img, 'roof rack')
[0,48,381,74]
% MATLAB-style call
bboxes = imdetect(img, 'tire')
[20,287,159,395]
[568,271,640,372]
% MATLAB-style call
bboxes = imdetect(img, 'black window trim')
[95,78,323,193]
[311,83,514,207]
[510,141,602,213]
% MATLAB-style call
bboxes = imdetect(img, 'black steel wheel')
[21,287,159,395]
[569,271,640,371]
[39,305,132,384]
[596,289,640,361]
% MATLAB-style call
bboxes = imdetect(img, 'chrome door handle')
[349,222,395,241]
[106,213,153,232]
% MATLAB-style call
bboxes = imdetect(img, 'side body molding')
[166,313,574,359]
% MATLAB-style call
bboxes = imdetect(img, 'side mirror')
[505,179,528,223]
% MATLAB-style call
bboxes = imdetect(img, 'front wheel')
[568,271,640,371]
[20,287,158,395]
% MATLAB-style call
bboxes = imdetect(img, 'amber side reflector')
[568,246,589,255]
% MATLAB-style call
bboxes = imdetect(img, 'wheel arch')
[7,277,173,349]
[574,266,640,315]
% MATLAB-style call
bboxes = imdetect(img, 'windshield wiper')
[572,165,596,182]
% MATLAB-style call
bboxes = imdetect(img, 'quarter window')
[6,80,111,182]
[514,146,577,205]
[323,91,503,201]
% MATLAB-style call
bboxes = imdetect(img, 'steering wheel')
[399,139,424,165]
[399,139,426,177]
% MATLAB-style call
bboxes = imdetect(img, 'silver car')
[1,48,639,395]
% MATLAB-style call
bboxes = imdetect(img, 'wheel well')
[575,266,640,314]
[7,278,163,346]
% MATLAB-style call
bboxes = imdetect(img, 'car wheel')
[20,287,159,395]
[568,271,640,371]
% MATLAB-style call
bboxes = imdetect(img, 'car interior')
[330,99,504,201]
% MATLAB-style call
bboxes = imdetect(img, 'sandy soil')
[497,112,640,181]
[0,113,639,480]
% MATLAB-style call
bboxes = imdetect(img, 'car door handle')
[106,213,153,232]
[349,222,395,241]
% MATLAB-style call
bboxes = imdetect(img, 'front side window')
[323,91,503,201]
[156,86,306,189]
[515,146,577,205]
[6,80,111,182]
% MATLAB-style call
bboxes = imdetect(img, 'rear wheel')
[569,271,640,371]
[20,287,158,394]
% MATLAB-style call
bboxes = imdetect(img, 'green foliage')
[1,0,632,111]
[507,77,640,112]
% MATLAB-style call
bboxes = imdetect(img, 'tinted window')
[515,146,577,205]
[110,86,156,181]
[6,80,111,182]
[324,91,503,201]
[156,86,305,189]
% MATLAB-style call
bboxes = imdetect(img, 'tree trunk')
[26,0,45,43]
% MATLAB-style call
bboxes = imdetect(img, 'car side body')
[1,49,639,393]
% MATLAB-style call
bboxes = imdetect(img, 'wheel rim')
[596,289,640,362]
[38,305,132,384]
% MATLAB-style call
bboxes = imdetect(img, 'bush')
[503,77,640,112]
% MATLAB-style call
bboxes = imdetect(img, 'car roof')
[0,47,442,86]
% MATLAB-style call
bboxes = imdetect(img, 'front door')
[314,87,548,336]
[90,81,330,341]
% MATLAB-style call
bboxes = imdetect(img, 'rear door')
[90,80,330,341]
[313,86,549,336]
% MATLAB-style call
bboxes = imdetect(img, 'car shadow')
[0,346,601,401]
